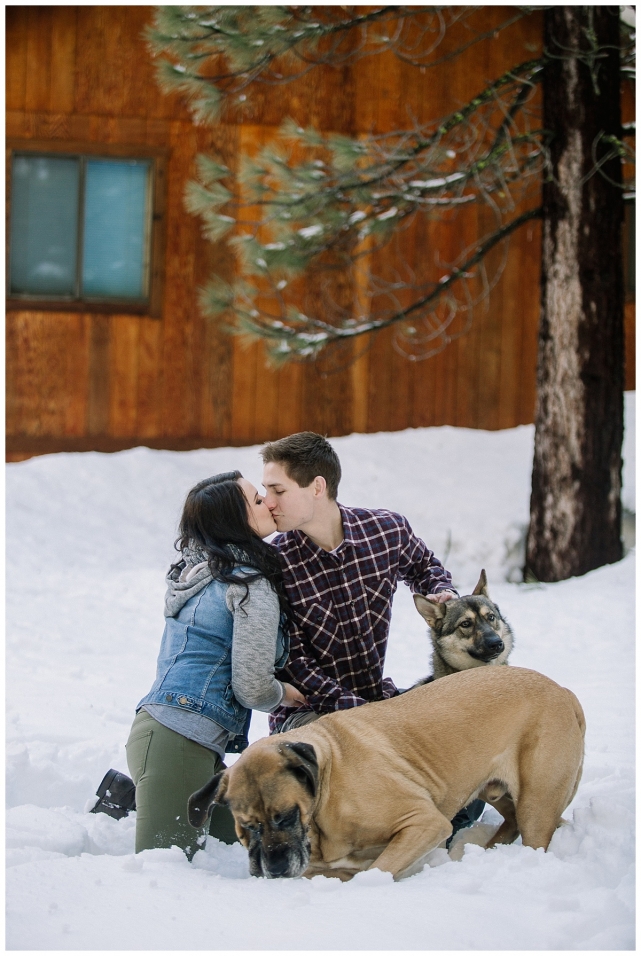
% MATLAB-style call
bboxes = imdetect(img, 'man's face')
[262,462,317,533]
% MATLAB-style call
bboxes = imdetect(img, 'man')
[260,431,458,734]
[260,431,484,838]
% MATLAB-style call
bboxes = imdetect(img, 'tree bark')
[526,7,624,582]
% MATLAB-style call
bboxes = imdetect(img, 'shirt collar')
[291,502,356,559]
[337,503,358,548]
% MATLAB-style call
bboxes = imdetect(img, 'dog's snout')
[266,854,290,877]
[262,842,303,879]
[485,635,504,651]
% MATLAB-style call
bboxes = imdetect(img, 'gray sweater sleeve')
[226,577,285,713]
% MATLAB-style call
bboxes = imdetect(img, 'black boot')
[89,769,136,820]
[446,799,485,848]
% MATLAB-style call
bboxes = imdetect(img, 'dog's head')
[188,739,318,879]
[414,570,513,673]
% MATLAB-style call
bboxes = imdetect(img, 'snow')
[297,224,324,238]
[409,172,466,189]
[6,393,635,950]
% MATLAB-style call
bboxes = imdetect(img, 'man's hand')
[423,590,457,604]
[281,682,308,708]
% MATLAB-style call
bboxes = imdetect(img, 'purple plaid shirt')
[269,504,456,732]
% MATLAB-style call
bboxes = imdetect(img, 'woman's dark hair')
[174,471,289,614]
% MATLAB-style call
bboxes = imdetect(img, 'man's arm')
[279,618,368,712]
[396,515,458,597]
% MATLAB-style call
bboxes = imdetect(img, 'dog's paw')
[425,847,450,868]
[448,822,501,861]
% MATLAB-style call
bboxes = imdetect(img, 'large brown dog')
[189,667,585,881]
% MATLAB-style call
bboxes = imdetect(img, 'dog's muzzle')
[249,836,311,879]
[471,633,505,661]
[246,806,312,879]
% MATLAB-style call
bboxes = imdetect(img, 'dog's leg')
[515,786,573,852]
[516,799,563,851]
[484,794,519,847]
[303,867,357,883]
[508,714,584,852]
[512,752,583,851]
[367,803,453,881]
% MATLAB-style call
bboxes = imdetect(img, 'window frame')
[6,139,167,318]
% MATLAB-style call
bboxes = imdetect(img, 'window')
[7,141,166,316]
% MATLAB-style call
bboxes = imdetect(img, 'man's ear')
[312,475,327,498]
[281,742,319,798]
[188,770,229,828]
[472,569,489,597]
[414,593,447,628]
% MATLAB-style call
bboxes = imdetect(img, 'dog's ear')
[281,741,318,798]
[472,569,489,597]
[414,593,447,627]
[188,770,229,828]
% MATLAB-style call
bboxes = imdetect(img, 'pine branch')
[147,6,536,119]
[183,56,545,282]
[148,7,563,367]
[207,206,543,364]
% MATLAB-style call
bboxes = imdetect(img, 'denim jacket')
[137,574,288,744]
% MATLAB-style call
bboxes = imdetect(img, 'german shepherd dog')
[413,570,513,683]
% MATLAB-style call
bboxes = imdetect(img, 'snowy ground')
[6,393,635,950]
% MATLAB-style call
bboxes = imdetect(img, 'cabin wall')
[6,7,634,462]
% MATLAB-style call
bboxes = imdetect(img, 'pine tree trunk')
[525,7,624,582]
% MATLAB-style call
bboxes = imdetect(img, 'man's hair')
[261,431,342,500]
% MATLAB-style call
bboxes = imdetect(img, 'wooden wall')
[6,7,635,462]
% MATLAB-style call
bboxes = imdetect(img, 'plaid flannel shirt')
[269,504,456,732]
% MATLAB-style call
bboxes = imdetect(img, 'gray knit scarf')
[163,543,255,618]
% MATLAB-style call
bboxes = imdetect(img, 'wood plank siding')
[6,7,635,462]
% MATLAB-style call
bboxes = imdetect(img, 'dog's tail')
[411,675,435,688]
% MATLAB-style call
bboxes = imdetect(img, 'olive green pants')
[125,709,239,857]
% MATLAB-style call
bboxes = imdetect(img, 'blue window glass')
[10,155,80,296]
[82,160,151,298]
[9,152,152,302]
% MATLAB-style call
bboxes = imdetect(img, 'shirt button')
[178,696,189,705]
[165,694,172,702]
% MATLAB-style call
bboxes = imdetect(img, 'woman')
[125,471,306,857]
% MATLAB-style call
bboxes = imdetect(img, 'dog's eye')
[459,620,472,628]
[243,821,263,835]
[486,613,495,622]
[272,807,299,830]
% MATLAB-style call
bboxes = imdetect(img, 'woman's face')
[237,478,278,538]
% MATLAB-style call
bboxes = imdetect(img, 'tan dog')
[189,666,585,881]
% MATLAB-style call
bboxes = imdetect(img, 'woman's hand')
[280,682,308,708]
